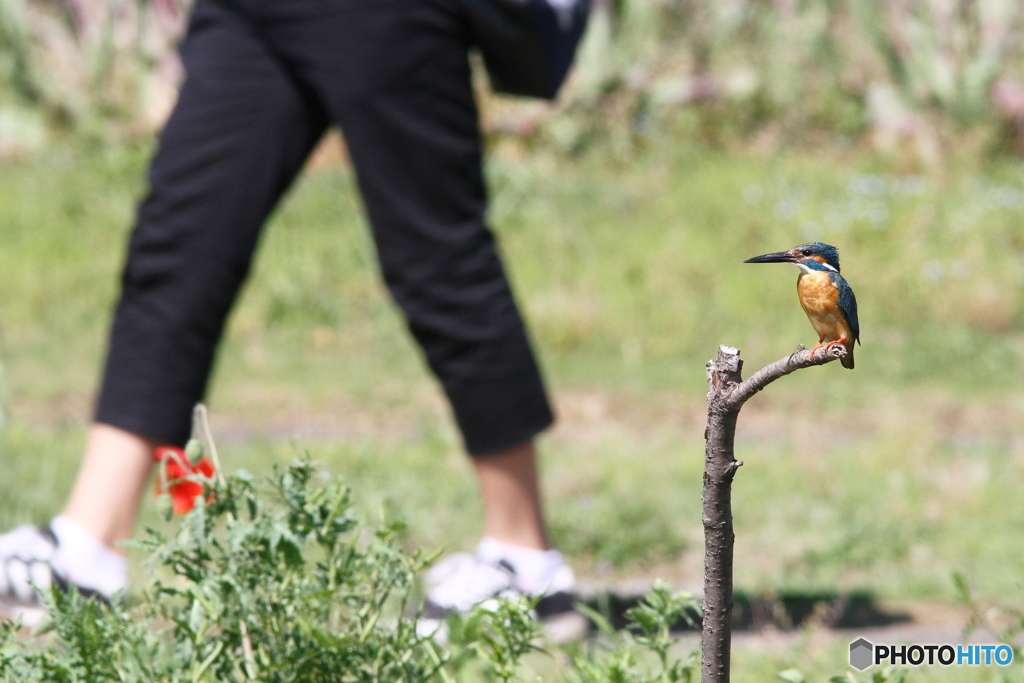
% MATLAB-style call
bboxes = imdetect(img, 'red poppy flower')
[154,446,216,515]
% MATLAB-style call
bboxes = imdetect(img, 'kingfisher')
[744,242,860,369]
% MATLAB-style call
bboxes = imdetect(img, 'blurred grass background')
[1,0,1024,678]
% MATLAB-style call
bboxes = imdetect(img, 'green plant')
[569,581,699,682]
[446,595,546,683]
[827,666,909,683]
[137,460,449,681]
[954,570,1024,663]
[2,455,729,682]
[5,460,448,681]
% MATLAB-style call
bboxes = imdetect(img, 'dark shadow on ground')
[582,590,912,633]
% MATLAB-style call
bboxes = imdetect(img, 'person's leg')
[0,0,327,623]
[61,424,156,548]
[88,3,324,534]
[268,0,556,549]
[273,3,579,636]
[324,5,554,542]
[474,440,549,551]
[78,0,327,549]
[95,0,327,449]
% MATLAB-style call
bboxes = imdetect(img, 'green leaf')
[778,669,806,683]
[952,570,972,603]
[576,602,615,636]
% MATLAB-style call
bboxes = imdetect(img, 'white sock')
[49,516,127,599]
[476,537,568,594]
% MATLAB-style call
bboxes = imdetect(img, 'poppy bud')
[185,439,204,465]
[157,493,175,521]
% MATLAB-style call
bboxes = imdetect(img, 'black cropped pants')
[95,0,553,456]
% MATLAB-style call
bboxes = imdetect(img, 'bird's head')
[744,242,841,273]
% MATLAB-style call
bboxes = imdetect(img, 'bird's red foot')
[824,336,848,352]
[810,340,825,354]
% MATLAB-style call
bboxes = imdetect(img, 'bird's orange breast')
[796,271,852,343]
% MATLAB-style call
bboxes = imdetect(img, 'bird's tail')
[841,342,855,369]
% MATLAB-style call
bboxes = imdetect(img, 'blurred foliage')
[0,0,185,153]
[5,0,1024,162]
[488,0,1024,165]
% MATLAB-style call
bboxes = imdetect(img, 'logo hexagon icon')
[849,637,873,671]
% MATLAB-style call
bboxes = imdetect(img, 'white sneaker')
[417,551,588,644]
[0,524,119,627]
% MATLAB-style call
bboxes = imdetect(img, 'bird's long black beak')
[744,250,796,264]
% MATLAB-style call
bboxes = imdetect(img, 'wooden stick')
[701,343,846,682]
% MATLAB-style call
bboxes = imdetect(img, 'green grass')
[2,133,1024,678]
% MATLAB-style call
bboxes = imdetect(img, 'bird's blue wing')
[830,272,860,343]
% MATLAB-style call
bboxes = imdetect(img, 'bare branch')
[723,343,846,411]
[701,342,845,682]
